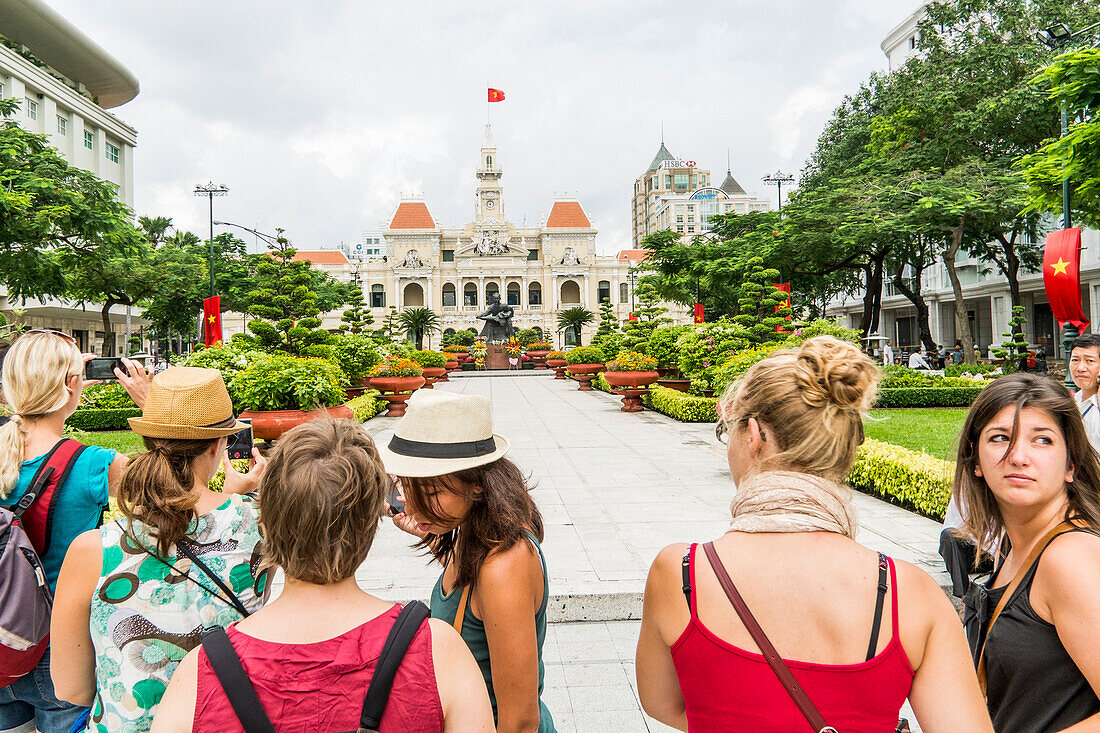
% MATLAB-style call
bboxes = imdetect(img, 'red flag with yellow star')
[1043,227,1088,329]
[202,296,223,347]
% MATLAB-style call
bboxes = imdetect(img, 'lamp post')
[1036,21,1100,388]
[194,183,229,297]
[762,170,796,219]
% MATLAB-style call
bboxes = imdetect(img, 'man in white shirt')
[908,350,931,370]
[1070,334,1100,451]
[882,340,894,366]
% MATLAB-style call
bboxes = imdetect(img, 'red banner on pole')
[488,88,505,102]
[773,283,792,332]
[693,303,704,324]
[1043,228,1088,330]
[202,296,222,347]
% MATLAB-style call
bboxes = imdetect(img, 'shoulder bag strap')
[359,601,431,733]
[452,584,472,635]
[176,540,251,618]
[201,626,276,733]
[865,553,889,662]
[976,518,1086,694]
[702,542,836,733]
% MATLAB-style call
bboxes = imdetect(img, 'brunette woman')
[50,367,266,732]
[636,336,993,732]
[382,389,555,733]
[958,373,1100,732]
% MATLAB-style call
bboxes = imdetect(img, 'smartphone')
[84,357,124,381]
[226,420,253,461]
[386,475,405,516]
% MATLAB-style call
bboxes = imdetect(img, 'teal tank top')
[430,529,555,732]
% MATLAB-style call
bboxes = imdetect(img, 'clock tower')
[475,125,503,223]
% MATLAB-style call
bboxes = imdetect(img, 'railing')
[443,306,456,312]
[528,303,541,310]
[464,305,479,312]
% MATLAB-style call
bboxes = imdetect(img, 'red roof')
[545,201,591,228]
[292,250,349,265]
[389,202,436,229]
[617,249,649,261]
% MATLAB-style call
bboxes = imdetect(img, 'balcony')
[443,306,457,312]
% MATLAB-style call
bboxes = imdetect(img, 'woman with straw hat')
[50,367,268,733]
[382,389,556,733]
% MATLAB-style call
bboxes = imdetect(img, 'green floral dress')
[88,495,268,732]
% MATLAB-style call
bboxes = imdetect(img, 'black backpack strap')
[866,552,889,661]
[176,541,251,618]
[15,439,86,554]
[201,626,276,733]
[681,548,692,609]
[359,601,431,732]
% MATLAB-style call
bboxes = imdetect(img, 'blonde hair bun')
[794,337,879,413]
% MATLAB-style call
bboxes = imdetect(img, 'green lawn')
[72,430,145,455]
[864,408,967,461]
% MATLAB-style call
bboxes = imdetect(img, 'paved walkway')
[357,373,949,620]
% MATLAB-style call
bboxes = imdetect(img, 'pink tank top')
[670,544,915,732]
[194,604,444,732]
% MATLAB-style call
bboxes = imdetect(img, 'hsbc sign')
[657,159,696,169]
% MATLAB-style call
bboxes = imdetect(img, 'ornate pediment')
[455,229,529,258]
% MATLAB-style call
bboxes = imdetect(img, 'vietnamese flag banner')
[202,296,223,347]
[488,88,505,102]
[773,283,792,332]
[1043,228,1088,330]
[694,303,704,324]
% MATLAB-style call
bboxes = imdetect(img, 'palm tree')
[557,306,594,347]
[399,307,441,350]
[138,215,174,246]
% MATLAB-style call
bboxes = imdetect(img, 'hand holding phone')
[84,357,124,381]
[226,420,253,461]
[386,475,405,516]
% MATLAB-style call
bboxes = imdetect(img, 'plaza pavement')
[355,371,950,621]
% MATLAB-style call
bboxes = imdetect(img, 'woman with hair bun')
[50,367,267,732]
[636,336,993,732]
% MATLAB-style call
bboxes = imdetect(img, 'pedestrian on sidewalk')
[383,390,556,733]
[1069,333,1100,451]
[956,374,1100,732]
[882,339,894,366]
[152,418,493,733]
[636,336,993,733]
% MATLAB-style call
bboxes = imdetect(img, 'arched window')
[560,280,581,304]
[620,282,629,303]
[486,155,493,168]
[443,328,456,336]
[528,281,542,306]
[463,282,478,306]
[598,280,611,303]
[486,281,500,302]
[403,282,425,307]
[370,284,385,308]
[442,282,457,307]
[507,282,521,306]
[533,326,543,338]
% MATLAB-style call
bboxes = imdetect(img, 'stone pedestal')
[486,345,509,370]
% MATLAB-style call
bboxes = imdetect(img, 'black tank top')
[965,529,1100,733]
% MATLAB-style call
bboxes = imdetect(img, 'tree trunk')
[995,233,1023,338]
[891,264,935,350]
[858,263,878,338]
[942,218,976,364]
[125,303,132,355]
[100,300,117,356]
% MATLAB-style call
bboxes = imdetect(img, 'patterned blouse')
[87,495,268,732]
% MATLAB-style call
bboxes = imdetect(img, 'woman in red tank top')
[635,337,993,733]
[150,418,494,733]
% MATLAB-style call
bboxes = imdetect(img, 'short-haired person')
[50,367,267,732]
[0,331,137,733]
[384,390,556,733]
[153,418,493,732]
[958,374,1100,731]
[882,339,894,366]
[636,336,993,732]
[1070,333,1100,451]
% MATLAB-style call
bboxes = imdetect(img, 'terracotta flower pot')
[421,366,447,388]
[239,404,354,441]
[445,360,459,372]
[546,358,567,379]
[369,375,427,416]
[604,370,659,412]
[526,349,551,370]
[657,378,692,393]
[566,363,605,391]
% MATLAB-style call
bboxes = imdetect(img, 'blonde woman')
[636,336,992,732]
[0,331,137,733]
[50,367,266,732]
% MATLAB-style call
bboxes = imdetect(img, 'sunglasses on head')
[26,328,76,345]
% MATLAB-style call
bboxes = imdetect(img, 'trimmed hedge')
[66,408,142,431]
[643,385,719,422]
[847,438,953,520]
[347,392,385,422]
[875,386,986,408]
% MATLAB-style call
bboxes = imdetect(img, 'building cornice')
[881,3,927,59]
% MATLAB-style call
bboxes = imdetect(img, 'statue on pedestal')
[477,292,516,342]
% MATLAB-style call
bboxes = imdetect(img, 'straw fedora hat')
[128,367,248,439]
[375,390,509,477]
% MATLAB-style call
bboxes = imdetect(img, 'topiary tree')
[379,306,402,343]
[732,256,791,345]
[340,286,374,335]
[990,306,1030,373]
[621,283,670,353]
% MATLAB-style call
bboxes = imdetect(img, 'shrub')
[643,385,719,422]
[330,334,381,382]
[945,362,999,377]
[411,350,447,369]
[66,408,142,431]
[566,346,606,365]
[233,355,347,411]
[347,391,386,421]
[711,341,786,394]
[515,328,539,346]
[783,318,861,347]
[370,356,424,377]
[442,345,469,354]
[525,341,554,351]
[847,439,952,520]
[646,325,692,370]
[79,383,137,410]
[376,340,415,359]
[606,352,658,372]
[875,386,987,408]
[676,323,750,377]
[185,343,261,382]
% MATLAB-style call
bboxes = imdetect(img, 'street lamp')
[212,220,279,247]
[194,183,229,297]
[762,170,796,218]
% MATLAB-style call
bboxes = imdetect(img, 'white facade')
[881,4,925,71]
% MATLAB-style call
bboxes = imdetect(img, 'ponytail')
[117,437,218,557]
[0,417,27,499]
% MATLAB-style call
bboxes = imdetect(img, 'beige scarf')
[728,470,858,538]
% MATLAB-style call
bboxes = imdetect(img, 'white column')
[552,275,559,311]
[479,276,485,305]
[990,295,1010,351]
[583,274,591,308]
[522,276,528,308]
[395,277,402,310]
[425,277,433,309]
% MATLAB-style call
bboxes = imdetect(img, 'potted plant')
[368,356,426,416]
[521,355,535,370]
[603,351,660,412]
[412,350,449,387]
[545,350,568,379]
[330,334,382,398]
[469,341,487,371]
[235,355,352,440]
[525,340,554,369]
[565,346,606,391]
[442,344,466,371]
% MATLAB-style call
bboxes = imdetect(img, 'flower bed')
[847,439,952,521]
[606,352,658,372]
[875,386,986,408]
[642,385,719,423]
[370,356,425,378]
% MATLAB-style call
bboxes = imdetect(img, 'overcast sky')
[50,0,920,255]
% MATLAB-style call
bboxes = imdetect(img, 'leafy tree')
[399,307,441,350]
[556,306,594,346]
[340,286,374,334]
[138,215,173,246]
